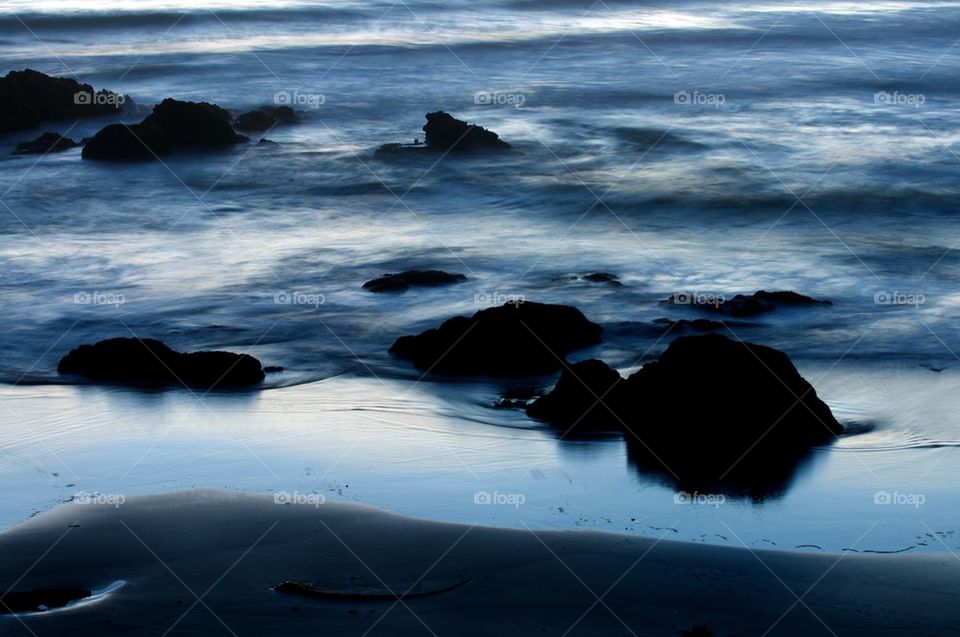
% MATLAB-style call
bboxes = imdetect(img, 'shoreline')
[2,489,958,636]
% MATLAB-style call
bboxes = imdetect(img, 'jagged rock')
[375,111,510,155]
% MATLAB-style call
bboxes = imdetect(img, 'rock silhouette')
[234,105,298,132]
[391,301,602,376]
[0,69,125,133]
[363,270,467,293]
[376,111,510,155]
[83,98,248,160]
[528,334,842,495]
[12,132,79,155]
[58,337,265,388]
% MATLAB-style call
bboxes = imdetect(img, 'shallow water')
[1,361,957,554]
[1,0,959,549]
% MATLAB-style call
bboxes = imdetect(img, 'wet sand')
[0,489,957,636]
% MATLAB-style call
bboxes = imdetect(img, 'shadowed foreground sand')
[1,489,957,636]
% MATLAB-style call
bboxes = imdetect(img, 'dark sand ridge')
[1,490,957,636]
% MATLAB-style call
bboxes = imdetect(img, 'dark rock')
[581,272,622,285]
[665,290,831,317]
[423,111,510,151]
[362,270,467,293]
[83,98,247,161]
[263,365,285,373]
[0,587,91,614]
[376,112,509,155]
[82,123,173,160]
[234,105,298,132]
[12,132,79,155]
[527,359,624,429]
[751,290,831,306]
[390,302,602,376]
[141,98,247,148]
[0,69,125,134]
[57,337,265,388]
[528,334,842,494]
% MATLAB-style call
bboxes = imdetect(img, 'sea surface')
[2,0,960,553]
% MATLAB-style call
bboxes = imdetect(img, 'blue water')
[1,0,959,550]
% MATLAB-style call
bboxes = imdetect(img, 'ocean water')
[1,0,960,551]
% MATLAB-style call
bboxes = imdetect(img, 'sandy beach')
[1,489,957,636]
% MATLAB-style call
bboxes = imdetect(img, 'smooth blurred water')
[1,0,959,547]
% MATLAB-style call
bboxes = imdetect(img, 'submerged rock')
[12,132,79,155]
[234,105,298,132]
[376,111,510,155]
[0,69,125,133]
[83,98,248,160]
[390,301,602,376]
[363,270,467,293]
[57,337,265,388]
[581,272,622,285]
[528,334,842,491]
[665,290,831,317]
